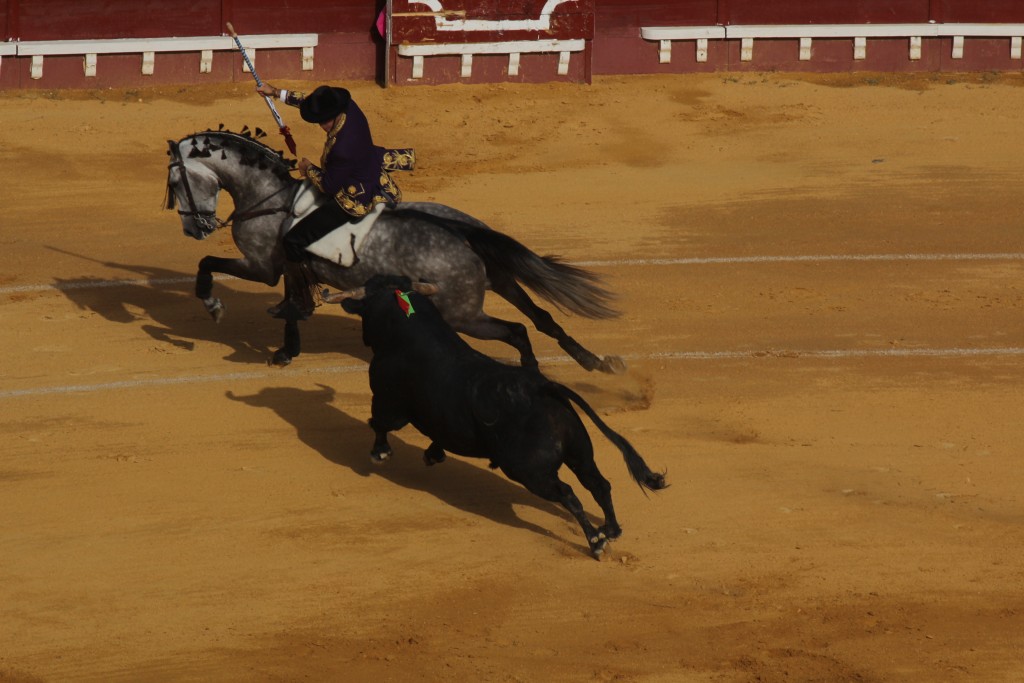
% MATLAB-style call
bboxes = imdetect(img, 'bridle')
[166,141,298,237]
[166,143,222,237]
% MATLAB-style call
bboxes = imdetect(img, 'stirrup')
[270,300,312,321]
[266,299,288,316]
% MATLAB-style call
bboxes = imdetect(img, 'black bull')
[332,274,668,558]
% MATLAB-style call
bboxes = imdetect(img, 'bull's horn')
[324,287,365,304]
[412,281,439,296]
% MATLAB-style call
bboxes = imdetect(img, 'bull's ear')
[412,281,439,296]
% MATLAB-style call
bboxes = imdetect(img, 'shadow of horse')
[225,383,589,554]
[52,254,368,365]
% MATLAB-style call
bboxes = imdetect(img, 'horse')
[164,129,624,373]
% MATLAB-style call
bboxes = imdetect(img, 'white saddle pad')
[305,202,386,267]
[286,180,386,268]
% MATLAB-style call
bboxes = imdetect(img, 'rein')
[223,183,297,226]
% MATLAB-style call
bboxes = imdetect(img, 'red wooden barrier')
[934,0,1024,23]
[389,0,593,84]
[1,0,1022,89]
[0,0,381,89]
[721,0,929,25]
[594,0,720,74]
[14,0,218,40]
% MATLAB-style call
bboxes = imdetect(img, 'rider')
[256,82,415,319]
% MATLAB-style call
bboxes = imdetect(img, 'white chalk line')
[0,364,367,400]
[2,252,1022,296]
[0,274,239,295]
[3,346,1023,401]
[573,252,1024,268]
[637,347,1024,361]
[2,251,1020,399]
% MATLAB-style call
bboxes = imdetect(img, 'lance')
[226,22,298,156]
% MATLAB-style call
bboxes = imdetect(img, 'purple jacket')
[287,93,413,217]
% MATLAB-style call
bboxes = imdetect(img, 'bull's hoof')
[370,450,391,465]
[599,355,627,374]
[423,444,447,466]
[599,524,622,541]
[589,533,610,560]
[270,348,292,367]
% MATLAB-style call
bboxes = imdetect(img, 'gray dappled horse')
[165,129,624,372]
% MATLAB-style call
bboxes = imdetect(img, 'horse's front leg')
[195,254,302,368]
[196,255,280,322]
[271,318,301,367]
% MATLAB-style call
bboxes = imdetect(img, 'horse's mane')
[177,126,296,180]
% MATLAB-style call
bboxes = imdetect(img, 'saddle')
[284,181,387,268]
[305,202,386,267]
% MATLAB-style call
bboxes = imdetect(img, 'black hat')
[300,86,351,123]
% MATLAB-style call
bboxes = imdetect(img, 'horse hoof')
[271,349,292,367]
[599,355,627,374]
[205,298,225,323]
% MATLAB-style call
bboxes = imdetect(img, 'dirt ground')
[1,70,1023,682]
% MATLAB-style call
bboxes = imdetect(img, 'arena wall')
[2,0,1023,90]
[0,0,384,90]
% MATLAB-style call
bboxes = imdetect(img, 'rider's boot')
[269,260,317,320]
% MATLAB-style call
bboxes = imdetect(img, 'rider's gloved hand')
[256,83,278,99]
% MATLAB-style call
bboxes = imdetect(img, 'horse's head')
[165,131,299,240]
[165,138,223,240]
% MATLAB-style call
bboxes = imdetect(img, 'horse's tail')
[549,383,668,494]
[390,207,619,320]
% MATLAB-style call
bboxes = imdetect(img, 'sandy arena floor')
[1,71,1023,681]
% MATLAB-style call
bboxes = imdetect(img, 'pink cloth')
[376,8,386,37]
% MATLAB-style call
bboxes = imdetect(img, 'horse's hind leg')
[454,316,538,369]
[489,273,625,374]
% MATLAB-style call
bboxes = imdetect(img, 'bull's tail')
[550,384,668,494]
[389,208,619,320]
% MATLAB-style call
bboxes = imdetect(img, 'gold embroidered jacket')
[284,90,415,217]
